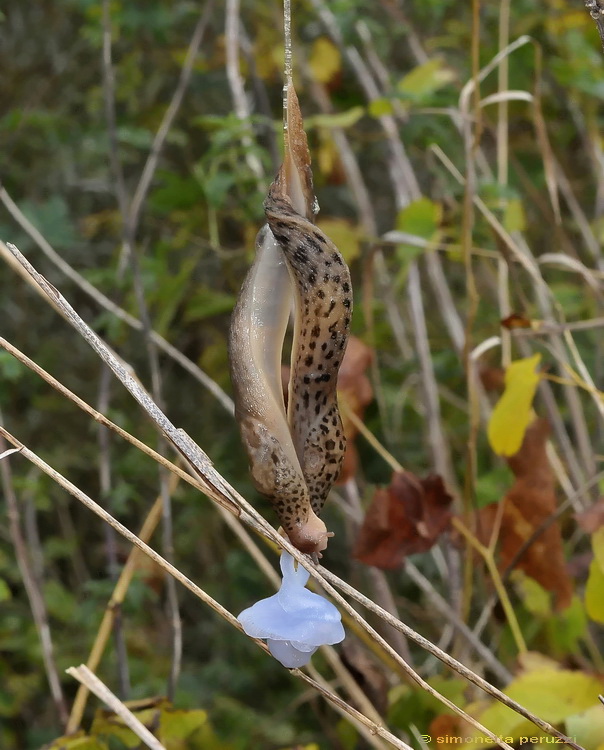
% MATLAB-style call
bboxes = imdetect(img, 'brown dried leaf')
[354,471,453,569]
[336,335,374,483]
[429,714,465,746]
[479,418,573,610]
[479,366,505,393]
[501,313,532,329]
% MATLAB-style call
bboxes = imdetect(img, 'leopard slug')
[264,174,351,517]
[229,81,351,555]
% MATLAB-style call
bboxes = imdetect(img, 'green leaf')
[159,707,207,743]
[394,197,441,281]
[308,37,341,84]
[474,464,511,509]
[0,351,25,382]
[566,704,604,750]
[0,580,11,603]
[305,106,365,130]
[502,198,526,233]
[47,732,108,750]
[397,58,455,101]
[184,288,237,323]
[592,526,604,572]
[316,217,362,265]
[368,98,394,117]
[546,596,588,655]
[43,579,77,623]
[90,716,140,749]
[512,572,551,617]
[335,718,359,750]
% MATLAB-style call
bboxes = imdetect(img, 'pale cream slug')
[229,82,351,555]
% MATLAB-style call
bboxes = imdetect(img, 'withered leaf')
[354,471,453,569]
[480,366,505,393]
[336,335,374,483]
[479,418,573,610]
[501,313,532,329]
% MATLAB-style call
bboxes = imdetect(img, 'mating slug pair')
[229,82,352,556]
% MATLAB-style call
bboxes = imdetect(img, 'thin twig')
[225,0,264,182]
[0,426,68,726]
[67,665,166,750]
[0,336,236,514]
[0,231,234,414]
[128,2,215,240]
[407,262,457,492]
[452,518,527,655]
[97,368,131,699]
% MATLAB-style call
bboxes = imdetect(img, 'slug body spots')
[228,82,352,556]
[265,178,352,517]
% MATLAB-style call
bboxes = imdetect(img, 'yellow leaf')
[592,526,604,573]
[585,558,604,623]
[309,37,341,84]
[503,198,526,233]
[317,134,338,176]
[487,354,542,456]
[317,217,361,265]
[465,665,604,742]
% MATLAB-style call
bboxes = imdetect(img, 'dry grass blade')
[0,337,238,515]
[66,665,166,750]
[0,432,68,726]
[67,492,165,733]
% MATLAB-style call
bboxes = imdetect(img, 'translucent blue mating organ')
[238,551,345,667]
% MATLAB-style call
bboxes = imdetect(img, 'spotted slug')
[229,82,352,555]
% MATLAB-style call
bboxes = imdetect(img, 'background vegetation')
[1,1,604,748]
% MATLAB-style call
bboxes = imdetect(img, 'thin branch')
[67,665,166,750]
[0,427,68,726]
[97,368,131,699]
[407,262,457,492]
[224,0,264,182]
[0,230,234,414]
[127,2,215,239]
[0,336,236,515]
